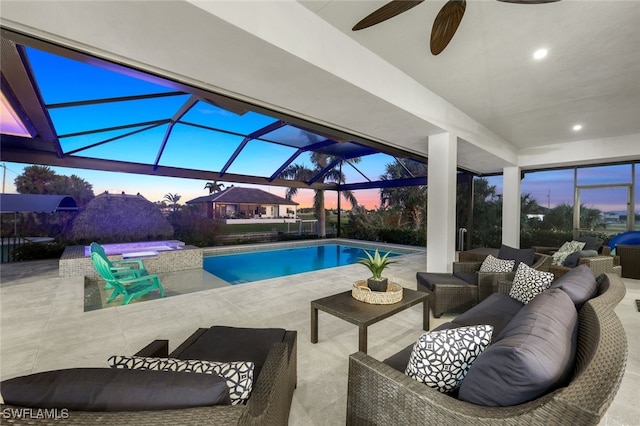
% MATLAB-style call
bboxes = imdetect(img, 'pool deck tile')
[0,247,638,425]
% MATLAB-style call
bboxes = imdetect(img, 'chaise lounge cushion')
[0,368,231,411]
[108,356,254,405]
[458,289,578,406]
[549,263,598,306]
[176,326,286,379]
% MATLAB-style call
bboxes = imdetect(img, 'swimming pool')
[203,243,411,284]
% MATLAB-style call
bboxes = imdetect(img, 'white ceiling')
[1,0,638,175]
[298,0,640,164]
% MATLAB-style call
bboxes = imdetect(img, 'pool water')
[203,244,404,284]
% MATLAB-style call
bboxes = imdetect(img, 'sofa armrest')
[134,339,169,357]
[240,342,291,425]
[346,351,554,425]
[532,253,552,271]
[453,261,482,274]
[532,246,558,255]
[497,280,514,295]
[477,272,515,301]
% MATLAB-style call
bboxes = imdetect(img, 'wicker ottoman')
[617,245,640,279]
[416,272,478,318]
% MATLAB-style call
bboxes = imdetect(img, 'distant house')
[186,186,298,222]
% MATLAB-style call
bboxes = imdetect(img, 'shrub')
[377,228,426,246]
[11,242,65,261]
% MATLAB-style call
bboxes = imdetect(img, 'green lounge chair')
[90,242,147,288]
[90,242,147,274]
[91,253,165,305]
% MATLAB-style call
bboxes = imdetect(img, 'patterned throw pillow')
[508,263,554,304]
[479,254,515,273]
[551,240,586,266]
[108,355,253,405]
[405,325,494,393]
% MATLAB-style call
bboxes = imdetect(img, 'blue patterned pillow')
[109,356,253,405]
[405,325,493,393]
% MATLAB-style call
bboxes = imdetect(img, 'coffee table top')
[311,287,428,327]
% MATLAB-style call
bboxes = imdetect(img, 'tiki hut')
[69,192,173,242]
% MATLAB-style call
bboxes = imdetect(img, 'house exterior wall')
[210,203,295,219]
[279,205,296,218]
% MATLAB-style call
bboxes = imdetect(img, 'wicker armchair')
[1,330,297,425]
[346,273,627,426]
[549,255,621,279]
[485,252,551,299]
[417,251,552,318]
[532,242,621,280]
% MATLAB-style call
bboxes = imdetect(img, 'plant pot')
[367,277,388,292]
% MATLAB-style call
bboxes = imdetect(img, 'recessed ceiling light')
[572,124,583,131]
[533,48,548,60]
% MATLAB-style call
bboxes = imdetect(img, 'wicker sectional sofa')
[346,271,627,425]
[1,327,297,425]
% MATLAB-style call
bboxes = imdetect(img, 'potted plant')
[357,249,397,292]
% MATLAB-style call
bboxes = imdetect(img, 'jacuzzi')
[61,240,201,278]
[83,240,185,257]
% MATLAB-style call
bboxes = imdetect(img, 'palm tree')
[204,181,224,194]
[164,193,181,212]
[280,153,358,237]
[379,159,427,229]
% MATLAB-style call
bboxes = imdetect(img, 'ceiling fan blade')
[430,0,466,55]
[352,0,424,31]
[497,0,560,3]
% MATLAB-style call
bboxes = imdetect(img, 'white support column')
[427,132,457,272]
[502,166,521,247]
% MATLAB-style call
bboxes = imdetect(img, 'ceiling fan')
[352,0,561,55]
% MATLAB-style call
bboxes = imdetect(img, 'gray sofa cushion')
[416,272,471,292]
[549,263,597,306]
[498,244,536,270]
[453,271,477,285]
[0,368,231,411]
[563,249,599,267]
[458,289,578,406]
[177,326,286,379]
[577,236,604,251]
[451,293,523,341]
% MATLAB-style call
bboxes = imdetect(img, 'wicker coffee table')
[310,287,429,353]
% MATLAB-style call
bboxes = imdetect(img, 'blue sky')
[3,47,638,213]
[487,164,640,213]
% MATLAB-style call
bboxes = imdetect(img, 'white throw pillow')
[108,355,253,405]
[479,254,515,273]
[551,240,586,266]
[405,325,494,393]
[509,263,555,304]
